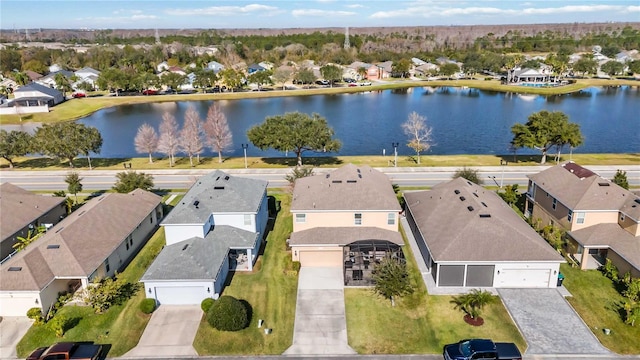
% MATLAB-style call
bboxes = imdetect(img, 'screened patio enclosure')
[343,239,404,286]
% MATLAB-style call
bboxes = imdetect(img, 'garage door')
[0,294,39,316]
[496,269,551,288]
[154,286,205,305]
[299,250,343,267]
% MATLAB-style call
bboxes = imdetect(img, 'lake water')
[26,86,640,157]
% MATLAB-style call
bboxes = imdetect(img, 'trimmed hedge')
[139,298,156,314]
[201,298,215,313]
[206,295,249,331]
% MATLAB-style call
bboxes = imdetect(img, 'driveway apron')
[498,288,611,355]
[284,266,356,355]
[0,316,33,359]
[122,305,201,358]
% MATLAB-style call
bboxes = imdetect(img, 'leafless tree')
[203,103,233,163]
[157,112,180,167]
[179,106,204,167]
[402,111,433,165]
[134,123,158,163]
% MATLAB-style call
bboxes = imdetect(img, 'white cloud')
[292,9,357,17]
[76,14,158,24]
[626,6,640,12]
[166,4,281,17]
[345,4,366,9]
[113,9,143,15]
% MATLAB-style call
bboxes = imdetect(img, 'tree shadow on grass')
[261,156,343,167]
[7,157,131,170]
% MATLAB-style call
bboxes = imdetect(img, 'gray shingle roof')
[404,178,563,263]
[291,164,401,212]
[162,171,267,225]
[14,82,62,98]
[141,225,259,281]
[1,183,65,241]
[570,223,640,272]
[290,226,403,246]
[1,189,161,291]
[528,162,631,211]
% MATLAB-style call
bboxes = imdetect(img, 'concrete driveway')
[122,305,201,358]
[284,267,356,355]
[0,316,33,359]
[498,288,611,355]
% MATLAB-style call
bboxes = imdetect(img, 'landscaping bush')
[26,307,43,324]
[201,298,215,313]
[48,314,71,337]
[206,295,249,331]
[139,298,156,314]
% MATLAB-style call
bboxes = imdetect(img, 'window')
[567,210,573,222]
[129,237,133,246]
[552,198,557,210]
[354,213,362,225]
[244,214,252,226]
[387,212,395,225]
[295,213,306,223]
[105,258,110,273]
[150,216,153,224]
[576,212,585,224]
[126,243,129,250]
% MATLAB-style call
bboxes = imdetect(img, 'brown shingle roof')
[291,164,401,212]
[290,226,403,246]
[528,162,630,211]
[1,183,65,241]
[1,189,161,291]
[569,223,640,272]
[404,178,564,263]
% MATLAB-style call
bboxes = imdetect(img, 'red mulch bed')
[464,314,484,326]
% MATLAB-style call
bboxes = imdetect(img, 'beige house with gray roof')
[1,183,66,261]
[405,177,563,288]
[289,164,403,285]
[526,162,640,277]
[0,189,162,316]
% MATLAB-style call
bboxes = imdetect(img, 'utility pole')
[392,142,399,168]
[241,144,248,169]
[500,159,508,189]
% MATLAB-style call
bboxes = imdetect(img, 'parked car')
[348,83,358,87]
[142,89,158,95]
[343,78,356,83]
[27,342,103,360]
[443,339,522,360]
[315,80,329,86]
[72,92,86,98]
[360,81,372,86]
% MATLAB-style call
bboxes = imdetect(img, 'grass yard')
[16,211,174,358]
[344,227,526,354]
[561,264,640,354]
[193,194,298,355]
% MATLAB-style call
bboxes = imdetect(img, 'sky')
[1,0,639,30]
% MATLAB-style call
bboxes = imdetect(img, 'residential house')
[247,63,267,74]
[36,70,74,89]
[507,68,551,83]
[289,164,403,286]
[404,177,564,289]
[141,171,269,304]
[48,64,63,73]
[74,67,101,90]
[0,183,66,261]
[258,61,274,71]
[0,77,18,92]
[0,83,65,115]
[25,70,43,82]
[206,61,225,73]
[0,189,162,316]
[526,162,640,277]
[156,61,170,73]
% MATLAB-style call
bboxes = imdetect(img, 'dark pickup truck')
[27,342,102,360]
[443,339,522,360]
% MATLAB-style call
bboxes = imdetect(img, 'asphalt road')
[1,165,639,191]
[113,355,640,360]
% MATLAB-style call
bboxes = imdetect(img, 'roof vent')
[47,244,60,249]
[55,227,64,233]
[454,189,460,194]
[459,196,466,201]
[8,267,22,271]
[473,192,479,197]
[347,180,357,183]
[598,182,610,186]
[332,180,342,183]
[479,214,491,218]
[214,186,225,190]
[467,206,474,212]
[358,174,362,178]
[182,244,189,251]
[467,181,472,186]
[215,176,220,181]
[193,200,200,208]
[357,169,361,173]
[481,202,488,207]
[326,174,330,178]
[224,176,230,181]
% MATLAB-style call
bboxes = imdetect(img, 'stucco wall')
[532,186,571,229]
[608,250,640,278]
[619,213,640,236]
[212,213,256,232]
[571,211,619,231]
[293,211,398,232]
[164,224,205,245]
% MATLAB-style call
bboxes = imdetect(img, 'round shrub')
[26,307,43,324]
[201,298,215,313]
[206,295,248,331]
[139,298,156,314]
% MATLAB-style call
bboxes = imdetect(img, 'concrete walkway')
[283,267,356,355]
[122,305,201,358]
[0,316,33,359]
[499,288,611,355]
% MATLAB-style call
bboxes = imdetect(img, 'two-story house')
[526,162,640,277]
[289,164,403,285]
[141,171,268,305]
[0,189,162,316]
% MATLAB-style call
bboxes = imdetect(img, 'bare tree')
[134,123,159,163]
[402,111,433,165]
[179,106,204,167]
[157,112,180,167]
[203,103,233,163]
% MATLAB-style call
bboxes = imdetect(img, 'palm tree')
[451,289,494,320]
[14,72,30,86]
[12,228,43,252]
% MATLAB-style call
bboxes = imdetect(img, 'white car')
[360,81,372,86]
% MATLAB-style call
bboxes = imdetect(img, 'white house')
[141,171,269,305]
[156,61,170,73]
[0,83,65,115]
[206,61,225,73]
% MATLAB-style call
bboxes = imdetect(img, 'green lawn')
[16,209,174,358]
[344,227,526,354]
[561,264,640,354]
[192,194,298,355]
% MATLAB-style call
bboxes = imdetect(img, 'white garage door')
[496,269,551,288]
[0,294,39,316]
[299,250,343,267]
[154,286,205,305]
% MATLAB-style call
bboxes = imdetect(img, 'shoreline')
[1,78,638,126]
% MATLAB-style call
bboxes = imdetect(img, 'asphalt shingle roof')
[162,171,267,225]
[14,82,63,98]
[1,183,65,241]
[290,226,403,246]
[404,178,563,263]
[570,223,640,272]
